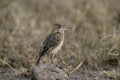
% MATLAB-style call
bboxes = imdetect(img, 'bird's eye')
[58,26,61,29]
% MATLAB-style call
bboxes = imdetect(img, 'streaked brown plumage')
[36,24,67,65]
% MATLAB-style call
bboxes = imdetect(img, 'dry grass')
[0,0,120,79]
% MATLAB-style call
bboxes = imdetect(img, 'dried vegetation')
[0,0,120,79]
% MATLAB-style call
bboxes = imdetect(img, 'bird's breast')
[51,33,64,55]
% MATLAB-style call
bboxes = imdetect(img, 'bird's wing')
[40,32,62,56]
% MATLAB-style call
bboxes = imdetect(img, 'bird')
[36,23,68,66]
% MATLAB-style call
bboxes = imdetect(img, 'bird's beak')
[61,28,69,31]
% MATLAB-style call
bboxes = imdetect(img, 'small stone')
[31,63,69,80]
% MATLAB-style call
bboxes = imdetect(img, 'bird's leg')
[48,54,53,65]
[52,54,56,66]
[47,53,51,64]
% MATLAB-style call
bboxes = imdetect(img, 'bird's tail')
[35,55,42,66]
[35,47,43,66]
[35,47,46,66]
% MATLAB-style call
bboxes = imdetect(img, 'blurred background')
[0,0,120,79]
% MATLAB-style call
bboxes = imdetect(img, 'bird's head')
[51,23,68,33]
